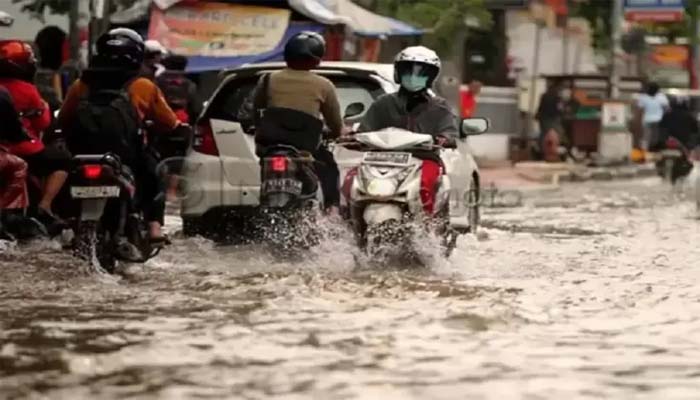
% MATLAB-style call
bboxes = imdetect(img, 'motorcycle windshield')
[354,128,433,150]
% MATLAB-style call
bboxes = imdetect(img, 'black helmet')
[284,31,325,65]
[95,28,145,70]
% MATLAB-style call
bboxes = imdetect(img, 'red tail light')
[83,164,102,179]
[666,138,681,149]
[192,120,219,156]
[270,156,288,172]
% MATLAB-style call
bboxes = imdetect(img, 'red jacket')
[0,78,49,156]
[460,90,477,118]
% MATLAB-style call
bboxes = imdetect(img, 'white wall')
[506,10,598,77]
[0,2,69,41]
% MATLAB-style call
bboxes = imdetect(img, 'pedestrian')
[34,26,67,113]
[536,80,564,161]
[460,80,482,118]
[636,81,669,152]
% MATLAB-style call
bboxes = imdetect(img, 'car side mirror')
[460,117,489,138]
[344,102,365,119]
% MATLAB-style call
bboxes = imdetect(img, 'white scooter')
[338,119,488,259]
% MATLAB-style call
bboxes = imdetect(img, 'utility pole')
[69,0,80,63]
[609,0,624,99]
[562,0,571,74]
[692,0,700,90]
[526,21,544,140]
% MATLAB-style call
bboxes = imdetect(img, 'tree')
[353,0,492,56]
[13,0,138,20]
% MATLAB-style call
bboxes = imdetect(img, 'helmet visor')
[396,61,433,78]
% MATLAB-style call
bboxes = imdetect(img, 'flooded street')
[2,178,700,399]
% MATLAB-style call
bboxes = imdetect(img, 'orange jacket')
[59,77,179,135]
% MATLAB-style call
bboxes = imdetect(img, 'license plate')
[363,152,411,166]
[262,179,302,195]
[70,186,120,198]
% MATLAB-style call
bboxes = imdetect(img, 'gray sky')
[0,1,69,41]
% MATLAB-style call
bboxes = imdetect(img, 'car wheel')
[182,216,203,237]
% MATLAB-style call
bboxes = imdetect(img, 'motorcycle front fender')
[363,203,402,226]
[80,199,108,222]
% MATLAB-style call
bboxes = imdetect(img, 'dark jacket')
[660,108,700,150]
[359,90,458,137]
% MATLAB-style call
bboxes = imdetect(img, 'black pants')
[313,147,340,209]
[131,150,165,225]
[22,144,71,178]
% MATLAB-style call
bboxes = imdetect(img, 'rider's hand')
[435,136,448,146]
[341,125,353,137]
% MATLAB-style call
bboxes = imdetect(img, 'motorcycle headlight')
[367,178,397,197]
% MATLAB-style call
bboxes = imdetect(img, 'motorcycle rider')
[358,46,458,215]
[0,87,47,240]
[659,95,699,152]
[141,40,167,80]
[0,40,71,231]
[249,31,345,213]
[359,46,458,138]
[58,28,185,243]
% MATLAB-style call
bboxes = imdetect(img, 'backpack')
[69,83,143,165]
[254,74,323,155]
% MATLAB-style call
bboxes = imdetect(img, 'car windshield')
[208,74,385,122]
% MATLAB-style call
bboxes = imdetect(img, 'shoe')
[114,236,144,261]
[2,213,48,240]
[35,208,69,237]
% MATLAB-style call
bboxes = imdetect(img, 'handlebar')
[336,135,456,151]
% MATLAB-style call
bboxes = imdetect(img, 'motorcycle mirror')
[344,102,365,119]
[460,118,489,138]
[0,12,14,27]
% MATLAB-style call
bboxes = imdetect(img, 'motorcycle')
[259,145,322,254]
[656,137,693,184]
[68,153,159,272]
[338,129,458,260]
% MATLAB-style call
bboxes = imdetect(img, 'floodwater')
[2,178,700,399]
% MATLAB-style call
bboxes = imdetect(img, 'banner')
[624,0,685,22]
[148,2,291,57]
[648,45,690,87]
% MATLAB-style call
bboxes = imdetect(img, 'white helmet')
[393,46,441,88]
[144,39,167,57]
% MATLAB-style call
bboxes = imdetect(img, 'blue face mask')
[400,74,429,92]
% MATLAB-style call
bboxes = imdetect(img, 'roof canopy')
[112,0,422,37]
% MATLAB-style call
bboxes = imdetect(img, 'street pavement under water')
[2,178,700,400]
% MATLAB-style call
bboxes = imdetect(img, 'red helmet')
[0,40,38,80]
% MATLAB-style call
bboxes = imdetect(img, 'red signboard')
[625,10,684,22]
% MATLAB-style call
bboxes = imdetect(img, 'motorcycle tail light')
[667,138,681,149]
[83,164,103,179]
[270,156,288,172]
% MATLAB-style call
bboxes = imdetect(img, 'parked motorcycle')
[69,153,158,272]
[338,128,459,260]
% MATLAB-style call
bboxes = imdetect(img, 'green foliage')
[570,1,612,51]
[12,0,72,17]
[354,0,492,56]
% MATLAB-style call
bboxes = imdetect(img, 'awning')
[185,22,323,72]
[112,0,421,37]
[292,0,422,37]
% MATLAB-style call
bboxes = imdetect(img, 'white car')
[181,62,484,239]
